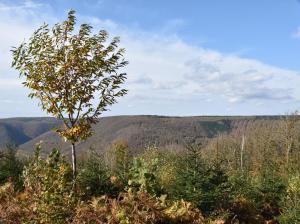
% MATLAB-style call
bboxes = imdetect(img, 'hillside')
[0,115,282,155]
[0,117,61,148]
[17,115,281,156]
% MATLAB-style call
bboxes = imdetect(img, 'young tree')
[281,111,299,168]
[11,10,128,182]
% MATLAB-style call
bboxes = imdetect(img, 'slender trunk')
[216,138,219,162]
[71,143,77,182]
[286,141,292,167]
[240,134,245,173]
[233,147,237,170]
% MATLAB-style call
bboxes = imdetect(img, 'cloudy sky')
[1,0,300,117]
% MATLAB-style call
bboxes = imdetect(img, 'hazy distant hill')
[16,115,281,156]
[0,117,61,148]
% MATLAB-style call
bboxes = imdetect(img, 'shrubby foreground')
[1,115,300,223]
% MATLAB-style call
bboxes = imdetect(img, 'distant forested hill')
[9,115,280,156]
[0,117,61,147]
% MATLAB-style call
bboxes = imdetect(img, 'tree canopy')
[11,10,128,179]
[11,10,128,143]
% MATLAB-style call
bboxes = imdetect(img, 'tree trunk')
[71,143,77,182]
[240,134,245,173]
[286,141,292,167]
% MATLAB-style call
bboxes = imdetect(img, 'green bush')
[78,150,120,198]
[0,145,24,190]
[106,140,132,185]
[227,167,286,222]
[170,150,229,216]
[255,170,286,220]
[279,174,300,223]
[127,156,163,196]
[23,146,76,223]
[0,139,298,223]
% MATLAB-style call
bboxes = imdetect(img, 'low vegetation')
[0,114,300,223]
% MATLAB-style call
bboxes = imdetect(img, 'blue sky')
[1,0,300,117]
[44,0,300,70]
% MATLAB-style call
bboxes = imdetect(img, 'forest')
[0,7,299,224]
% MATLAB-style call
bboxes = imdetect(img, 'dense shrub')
[0,147,77,223]
[255,169,286,220]
[227,170,285,223]
[1,119,300,223]
[106,140,132,185]
[23,147,76,223]
[78,150,120,198]
[0,145,24,190]
[279,174,300,223]
[127,156,163,196]
[170,149,230,216]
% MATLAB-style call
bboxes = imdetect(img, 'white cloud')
[0,0,299,116]
[117,32,300,104]
[0,0,51,117]
[0,0,42,11]
[0,0,54,76]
